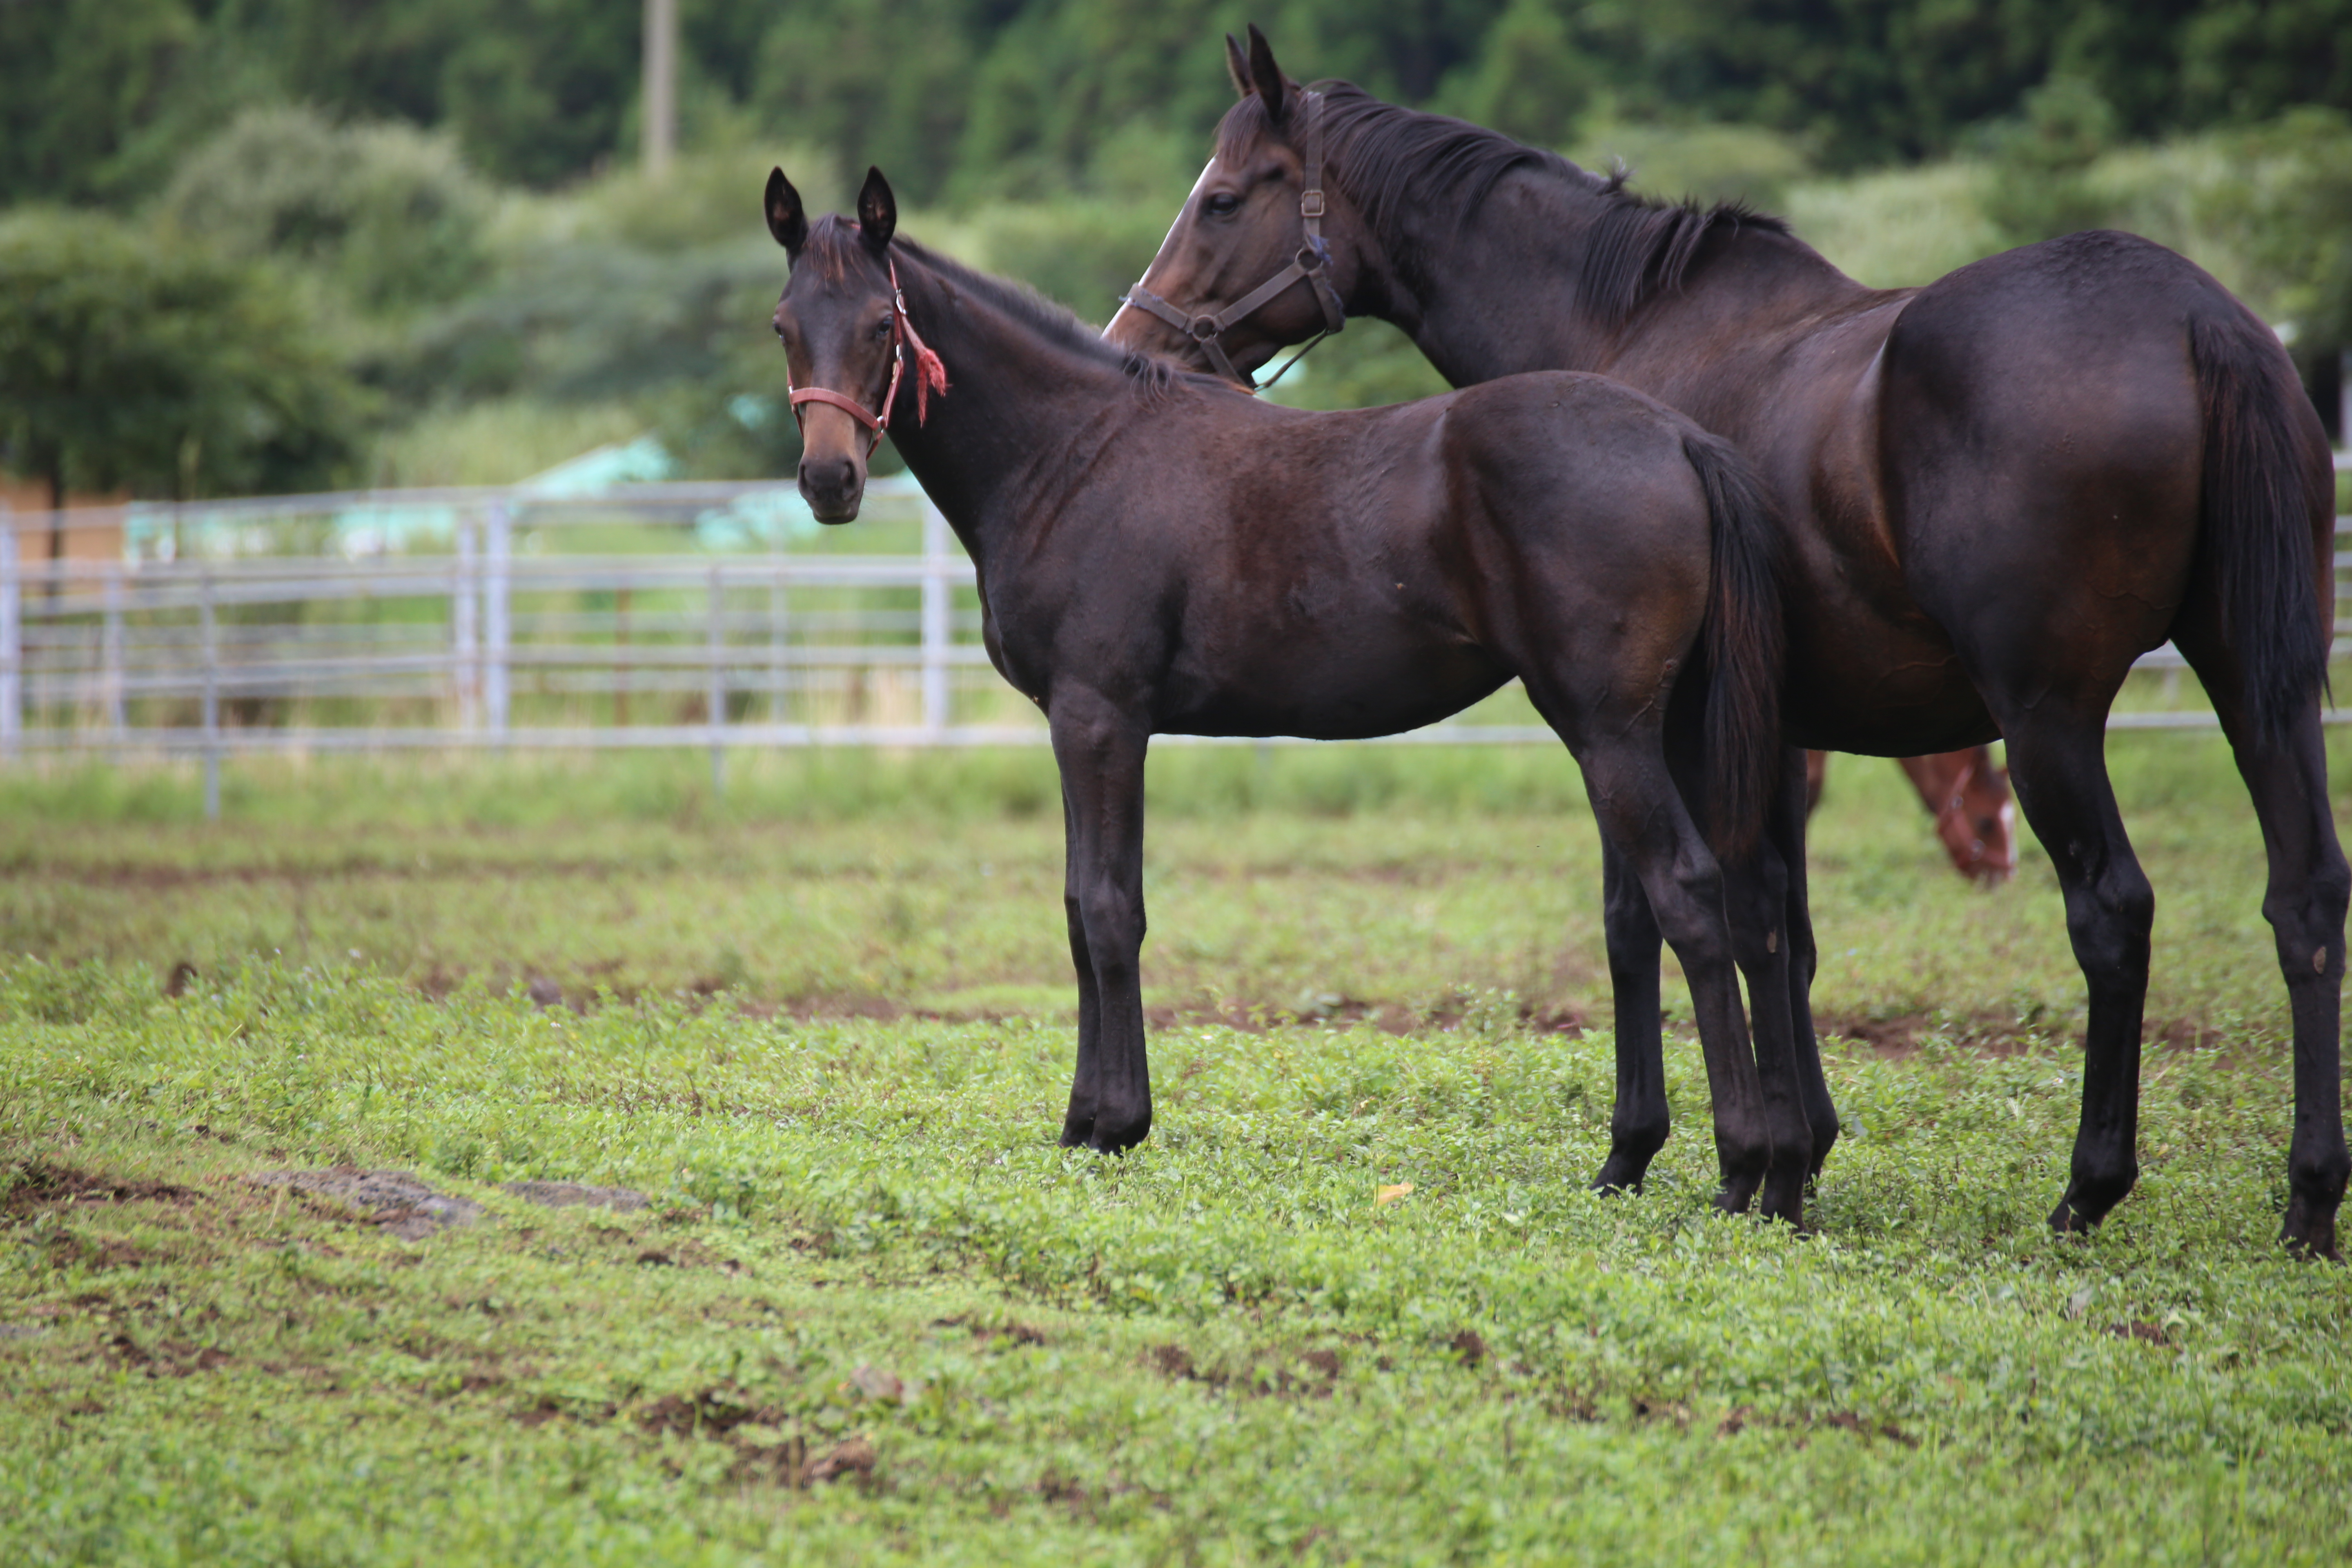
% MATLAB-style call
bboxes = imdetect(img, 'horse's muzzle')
[799,454,865,524]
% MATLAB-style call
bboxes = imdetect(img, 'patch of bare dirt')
[932,1314,1048,1348]
[245,1169,481,1240]
[3,1162,201,1221]
[501,1180,648,1214]
[1143,1341,1344,1399]
[1818,1011,2244,1062]
[98,1332,232,1378]
[1715,1404,1917,1446]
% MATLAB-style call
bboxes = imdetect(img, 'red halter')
[786,254,949,454]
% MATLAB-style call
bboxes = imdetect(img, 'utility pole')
[642,0,676,183]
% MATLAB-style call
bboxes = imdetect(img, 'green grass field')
[2,741,2348,1564]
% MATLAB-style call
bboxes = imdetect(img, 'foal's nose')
[798,454,863,521]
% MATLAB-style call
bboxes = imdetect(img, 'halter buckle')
[1300,190,1325,220]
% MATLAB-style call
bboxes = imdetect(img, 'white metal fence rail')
[2,463,2350,798]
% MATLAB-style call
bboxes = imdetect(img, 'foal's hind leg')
[1590,747,1825,1221]
[1592,839,1670,1193]
[2175,629,2350,1258]
[1574,740,1776,1209]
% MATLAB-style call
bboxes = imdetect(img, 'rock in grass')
[247,1168,483,1240]
[500,1180,648,1213]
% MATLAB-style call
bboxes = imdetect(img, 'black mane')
[1573,175,1790,325]
[798,214,1189,398]
[1218,84,1788,321]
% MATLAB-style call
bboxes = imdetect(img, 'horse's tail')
[2188,312,2334,750]
[1684,427,1786,860]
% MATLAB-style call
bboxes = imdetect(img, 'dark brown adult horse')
[1107,29,2348,1256]
[764,165,1810,1212]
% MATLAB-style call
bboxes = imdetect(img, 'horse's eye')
[874,316,894,339]
[1203,192,1241,218]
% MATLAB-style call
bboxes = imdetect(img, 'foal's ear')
[764,167,808,255]
[856,166,898,250]
[1245,23,1290,126]
[1225,32,1252,98]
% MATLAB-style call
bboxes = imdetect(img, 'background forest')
[4,0,2352,499]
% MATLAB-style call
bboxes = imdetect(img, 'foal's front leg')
[1057,777,1107,1146]
[1050,690,1154,1153]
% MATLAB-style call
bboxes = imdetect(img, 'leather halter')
[785,254,948,454]
[1120,89,1345,391]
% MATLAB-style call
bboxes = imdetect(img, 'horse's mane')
[797,214,1190,401]
[1573,174,1790,325]
[1216,83,1789,323]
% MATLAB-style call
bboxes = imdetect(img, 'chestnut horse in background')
[1107,29,2345,1254]
[1806,746,2016,884]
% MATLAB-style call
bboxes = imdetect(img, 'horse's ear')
[856,166,897,250]
[1245,23,1289,126]
[1225,32,1252,98]
[765,167,808,255]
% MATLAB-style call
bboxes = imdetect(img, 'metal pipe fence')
[2,465,2349,808]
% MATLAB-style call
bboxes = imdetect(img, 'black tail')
[2189,312,2333,749]
[1683,428,1786,859]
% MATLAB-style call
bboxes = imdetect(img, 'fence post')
[485,500,511,743]
[770,544,790,727]
[708,562,726,796]
[454,512,479,730]
[921,496,951,739]
[200,566,220,822]
[0,504,18,757]
[104,563,125,738]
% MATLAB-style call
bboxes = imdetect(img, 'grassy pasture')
[1,739,2349,1564]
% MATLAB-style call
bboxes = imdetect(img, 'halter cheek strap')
[1120,89,1345,392]
[785,255,950,454]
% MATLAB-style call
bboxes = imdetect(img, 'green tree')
[0,0,260,205]
[0,210,363,536]
[1431,0,1596,150]
[1979,75,2121,246]
[156,107,493,315]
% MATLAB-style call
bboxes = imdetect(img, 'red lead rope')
[786,255,950,454]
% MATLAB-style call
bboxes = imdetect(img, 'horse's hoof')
[1713,1175,1762,1215]
[2280,1202,2341,1263]
[1085,1114,1152,1154]
[1757,1172,1808,1230]
[2046,1197,2098,1237]
[1590,1166,1646,1203]
[1058,1117,1095,1149]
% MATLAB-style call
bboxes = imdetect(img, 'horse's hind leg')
[1592,838,1670,1193]
[1768,744,1840,1179]
[1574,739,1776,1209]
[2175,629,2350,1258]
[1716,788,1815,1226]
[1994,706,2158,1232]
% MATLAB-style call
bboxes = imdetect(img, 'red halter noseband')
[785,254,949,454]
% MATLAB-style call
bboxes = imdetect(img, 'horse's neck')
[1392,179,1879,419]
[883,269,1130,569]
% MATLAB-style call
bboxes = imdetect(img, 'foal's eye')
[874,316,894,339]
[1203,192,1241,218]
